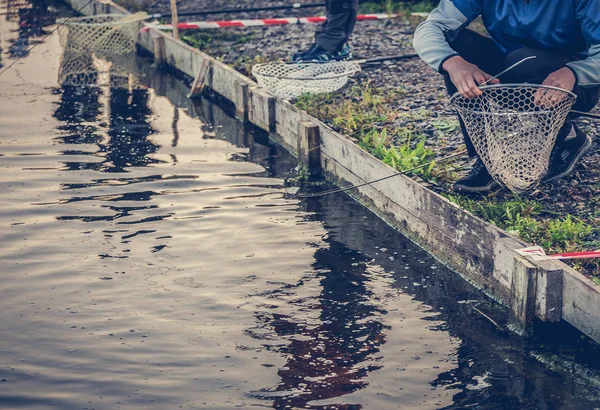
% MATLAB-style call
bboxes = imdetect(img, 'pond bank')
[63,0,600,345]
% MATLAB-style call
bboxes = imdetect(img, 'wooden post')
[235,80,249,120]
[534,259,563,322]
[298,121,321,177]
[169,0,179,40]
[510,256,537,332]
[152,33,166,68]
[188,59,212,98]
[248,88,277,133]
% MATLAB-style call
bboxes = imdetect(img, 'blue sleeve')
[567,0,600,87]
[576,0,600,45]
[450,0,482,22]
[413,0,473,72]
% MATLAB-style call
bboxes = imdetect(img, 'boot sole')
[543,135,593,184]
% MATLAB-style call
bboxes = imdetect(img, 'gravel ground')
[139,0,600,273]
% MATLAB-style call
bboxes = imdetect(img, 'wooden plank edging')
[62,0,600,344]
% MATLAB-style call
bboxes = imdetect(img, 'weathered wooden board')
[510,256,537,327]
[211,62,256,108]
[274,100,308,155]
[163,34,202,78]
[562,265,600,343]
[534,259,564,322]
[317,128,528,303]
[248,86,276,132]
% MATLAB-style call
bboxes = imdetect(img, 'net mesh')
[57,13,147,88]
[451,84,576,193]
[252,61,362,99]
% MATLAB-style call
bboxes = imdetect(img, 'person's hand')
[442,56,499,98]
[534,67,576,108]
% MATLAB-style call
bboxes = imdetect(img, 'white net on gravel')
[252,61,362,99]
[57,13,147,88]
[451,84,576,194]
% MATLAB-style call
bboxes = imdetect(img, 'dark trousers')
[316,0,359,53]
[444,29,600,157]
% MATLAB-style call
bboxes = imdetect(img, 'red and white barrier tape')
[517,246,600,261]
[147,13,402,30]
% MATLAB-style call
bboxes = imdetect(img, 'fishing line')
[297,149,467,198]
[0,0,95,78]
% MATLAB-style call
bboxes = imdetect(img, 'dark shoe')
[291,43,351,63]
[453,157,500,193]
[337,43,352,60]
[291,44,319,62]
[544,124,593,183]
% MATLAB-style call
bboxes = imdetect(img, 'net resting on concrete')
[451,84,576,194]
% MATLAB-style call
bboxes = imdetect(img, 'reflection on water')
[2,5,600,409]
[5,0,56,58]
[249,243,390,409]
[54,86,160,173]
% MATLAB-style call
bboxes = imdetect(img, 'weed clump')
[295,82,452,180]
[446,194,595,266]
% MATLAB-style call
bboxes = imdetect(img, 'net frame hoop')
[450,83,577,110]
[252,62,362,81]
[63,13,148,28]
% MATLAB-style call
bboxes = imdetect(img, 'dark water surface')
[2,3,600,409]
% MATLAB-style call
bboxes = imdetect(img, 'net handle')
[480,56,537,86]
[360,53,419,64]
[60,13,149,27]
[253,54,418,81]
[572,110,600,120]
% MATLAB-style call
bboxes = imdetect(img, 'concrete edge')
[62,0,600,344]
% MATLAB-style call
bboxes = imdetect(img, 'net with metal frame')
[252,61,362,99]
[451,84,576,194]
[57,13,147,88]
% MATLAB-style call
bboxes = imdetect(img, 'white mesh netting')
[252,61,362,99]
[451,84,576,194]
[57,13,147,88]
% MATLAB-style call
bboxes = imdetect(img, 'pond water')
[2,3,600,409]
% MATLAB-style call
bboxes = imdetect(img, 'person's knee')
[573,87,600,113]
[448,29,484,54]
[329,0,353,14]
[503,48,545,83]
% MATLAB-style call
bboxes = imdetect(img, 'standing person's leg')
[292,0,357,62]
[501,47,600,182]
[316,0,358,53]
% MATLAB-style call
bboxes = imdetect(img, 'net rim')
[252,62,361,81]
[449,83,577,107]
[64,13,147,28]
[449,83,576,194]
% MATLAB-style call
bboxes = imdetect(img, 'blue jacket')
[413,0,600,87]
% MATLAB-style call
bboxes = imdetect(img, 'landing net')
[57,13,147,88]
[451,84,576,193]
[252,61,362,99]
